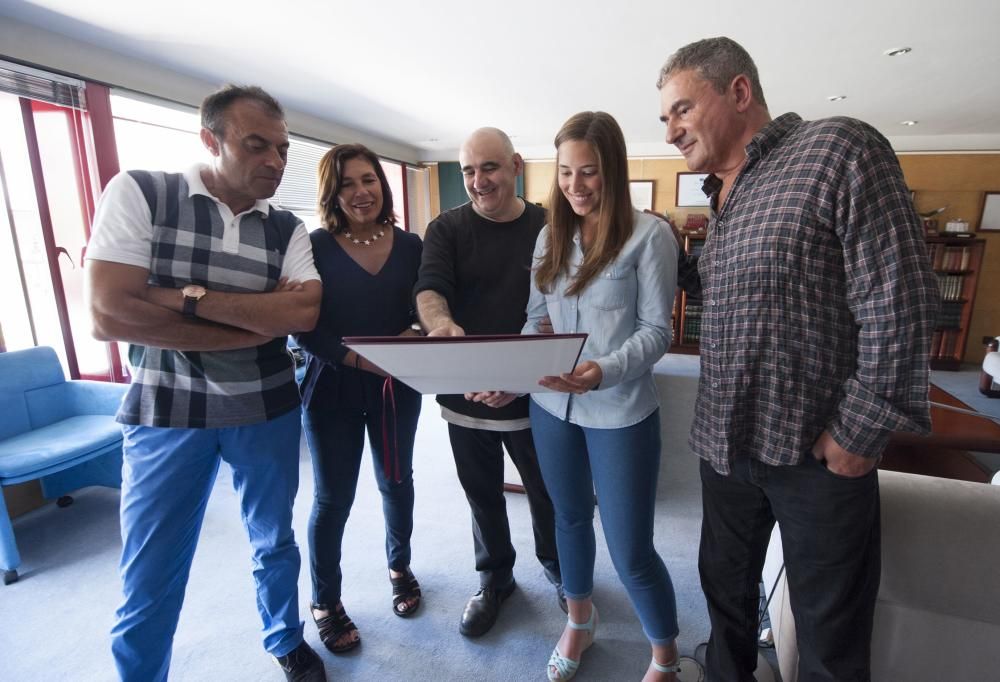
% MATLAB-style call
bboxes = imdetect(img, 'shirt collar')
[701,112,804,200]
[183,164,272,217]
[745,112,802,162]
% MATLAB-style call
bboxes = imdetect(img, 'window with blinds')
[272,137,330,214]
[0,60,85,109]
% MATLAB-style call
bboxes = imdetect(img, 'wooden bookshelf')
[670,232,705,355]
[926,236,986,370]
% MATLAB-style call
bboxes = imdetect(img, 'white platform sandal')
[650,655,682,676]
[546,605,599,681]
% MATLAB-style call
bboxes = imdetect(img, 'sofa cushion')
[765,470,1000,682]
[0,415,123,480]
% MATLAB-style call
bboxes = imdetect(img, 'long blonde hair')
[535,111,633,296]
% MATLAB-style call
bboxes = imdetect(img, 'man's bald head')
[458,126,524,222]
[461,127,516,159]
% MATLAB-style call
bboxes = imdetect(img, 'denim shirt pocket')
[587,265,630,311]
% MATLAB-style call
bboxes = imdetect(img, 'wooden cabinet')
[926,236,986,370]
[670,232,704,355]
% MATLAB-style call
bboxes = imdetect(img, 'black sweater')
[414,201,545,421]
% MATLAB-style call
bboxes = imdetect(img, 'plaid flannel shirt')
[678,113,939,475]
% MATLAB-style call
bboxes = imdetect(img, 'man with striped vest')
[86,85,325,682]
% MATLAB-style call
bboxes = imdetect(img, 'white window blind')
[0,60,85,109]
[273,136,331,213]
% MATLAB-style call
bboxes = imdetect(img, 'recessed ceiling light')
[900,120,918,126]
[827,95,847,102]
[884,47,912,57]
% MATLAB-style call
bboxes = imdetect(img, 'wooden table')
[881,385,1000,483]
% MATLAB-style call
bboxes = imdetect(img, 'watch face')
[183,285,206,299]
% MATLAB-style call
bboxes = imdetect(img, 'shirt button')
[711,343,718,349]
[712,381,719,388]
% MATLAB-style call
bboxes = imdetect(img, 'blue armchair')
[0,346,126,584]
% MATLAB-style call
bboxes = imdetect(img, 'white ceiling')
[2,0,999,162]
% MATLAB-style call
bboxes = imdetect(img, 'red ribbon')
[381,376,400,483]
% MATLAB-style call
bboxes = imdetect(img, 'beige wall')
[427,163,441,226]
[526,152,1000,365]
[900,154,1000,363]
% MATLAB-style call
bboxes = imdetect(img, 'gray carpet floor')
[2,355,739,681]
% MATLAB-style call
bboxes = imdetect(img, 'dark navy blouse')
[295,226,422,410]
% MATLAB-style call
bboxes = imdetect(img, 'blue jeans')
[529,401,678,645]
[111,409,304,682]
[302,378,421,606]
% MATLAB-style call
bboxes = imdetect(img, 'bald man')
[415,128,564,637]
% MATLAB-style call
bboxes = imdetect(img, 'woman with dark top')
[294,143,423,654]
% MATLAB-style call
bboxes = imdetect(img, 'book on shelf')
[931,329,960,359]
[935,301,964,329]
[935,273,966,301]
[927,244,973,271]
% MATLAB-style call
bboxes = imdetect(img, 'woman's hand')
[539,360,603,394]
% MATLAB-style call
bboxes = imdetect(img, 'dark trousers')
[447,423,560,589]
[699,456,880,682]
[302,379,421,607]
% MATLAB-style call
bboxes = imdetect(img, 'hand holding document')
[343,333,587,395]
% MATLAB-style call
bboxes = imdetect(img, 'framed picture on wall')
[630,180,654,211]
[676,172,710,207]
[978,192,1000,231]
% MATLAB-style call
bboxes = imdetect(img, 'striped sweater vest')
[118,170,301,428]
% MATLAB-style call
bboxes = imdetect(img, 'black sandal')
[312,602,360,653]
[390,568,422,618]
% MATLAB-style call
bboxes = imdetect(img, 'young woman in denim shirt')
[523,111,681,681]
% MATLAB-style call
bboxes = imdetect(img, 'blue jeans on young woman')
[302,377,421,607]
[529,400,678,644]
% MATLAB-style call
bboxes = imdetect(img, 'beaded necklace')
[342,227,386,246]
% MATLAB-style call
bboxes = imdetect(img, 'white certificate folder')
[343,333,587,395]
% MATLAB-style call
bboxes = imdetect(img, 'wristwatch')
[181,284,207,318]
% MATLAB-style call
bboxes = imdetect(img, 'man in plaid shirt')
[657,38,938,681]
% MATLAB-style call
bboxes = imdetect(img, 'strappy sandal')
[390,568,421,618]
[547,605,599,681]
[311,602,360,654]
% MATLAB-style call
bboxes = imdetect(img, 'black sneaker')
[274,640,326,682]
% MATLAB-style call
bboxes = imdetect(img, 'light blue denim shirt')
[523,210,678,428]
